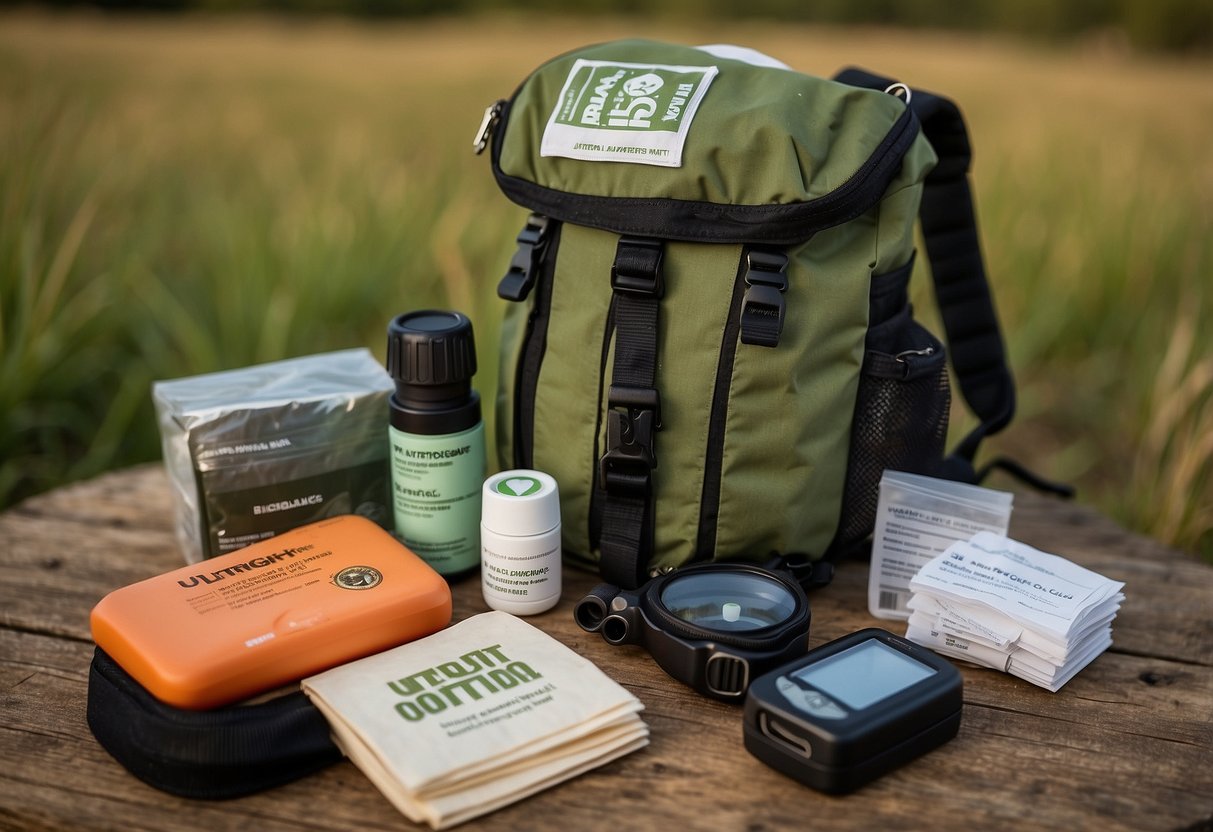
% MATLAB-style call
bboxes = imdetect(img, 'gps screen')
[793,639,936,710]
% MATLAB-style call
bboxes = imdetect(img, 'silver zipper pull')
[473,101,503,155]
[895,346,935,362]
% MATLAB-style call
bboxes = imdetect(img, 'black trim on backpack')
[87,647,340,800]
[589,296,619,554]
[490,99,922,246]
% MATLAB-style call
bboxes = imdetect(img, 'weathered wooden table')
[1,465,1210,830]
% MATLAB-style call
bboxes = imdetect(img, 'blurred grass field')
[1,12,1210,556]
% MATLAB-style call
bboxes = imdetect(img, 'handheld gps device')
[743,628,962,793]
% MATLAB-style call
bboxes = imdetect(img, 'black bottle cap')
[387,310,481,435]
[387,310,477,388]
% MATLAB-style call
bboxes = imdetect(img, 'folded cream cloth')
[303,611,648,829]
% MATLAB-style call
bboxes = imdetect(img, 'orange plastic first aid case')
[91,515,452,710]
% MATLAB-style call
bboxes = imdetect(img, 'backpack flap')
[490,40,924,244]
[485,40,941,587]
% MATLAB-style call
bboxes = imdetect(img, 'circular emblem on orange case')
[333,566,383,590]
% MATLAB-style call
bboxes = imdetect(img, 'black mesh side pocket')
[832,311,951,555]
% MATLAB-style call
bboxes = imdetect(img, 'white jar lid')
[481,470,560,537]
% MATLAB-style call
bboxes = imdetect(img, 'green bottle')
[386,310,485,579]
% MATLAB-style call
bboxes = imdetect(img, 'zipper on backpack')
[512,223,561,469]
[694,249,754,561]
[587,296,618,552]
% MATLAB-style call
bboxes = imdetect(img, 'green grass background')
[1,13,1210,556]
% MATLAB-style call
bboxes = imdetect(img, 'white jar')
[480,470,561,615]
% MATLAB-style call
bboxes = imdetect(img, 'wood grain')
[1,465,1211,831]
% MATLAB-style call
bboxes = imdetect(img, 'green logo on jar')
[496,477,542,497]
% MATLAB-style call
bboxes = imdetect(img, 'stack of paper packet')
[303,611,648,829]
[905,532,1125,692]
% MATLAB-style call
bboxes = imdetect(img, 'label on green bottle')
[389,422,485,575]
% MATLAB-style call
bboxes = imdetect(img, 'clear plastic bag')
[153,349,393,563]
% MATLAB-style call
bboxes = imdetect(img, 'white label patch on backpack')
[540,59,718,168]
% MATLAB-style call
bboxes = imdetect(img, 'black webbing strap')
[88,647,340,799]
[598,236,664,589]
[835,68,1016,479]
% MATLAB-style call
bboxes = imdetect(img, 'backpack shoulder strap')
[834,67,1015,480]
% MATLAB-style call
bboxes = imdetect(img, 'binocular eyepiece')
[574,584,638,646]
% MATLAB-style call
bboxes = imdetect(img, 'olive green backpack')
[481,40,1018,589]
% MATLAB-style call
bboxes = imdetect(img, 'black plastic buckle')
[497,214,550,302]
[739,249,789,348]
[610,237,665,298]
[599,384,661,496]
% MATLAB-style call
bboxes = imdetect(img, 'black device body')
[743,628,962,794]
[574,562,812,701]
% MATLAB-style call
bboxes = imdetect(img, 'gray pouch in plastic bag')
[153,349,394,564]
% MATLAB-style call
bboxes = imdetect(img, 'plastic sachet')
[868,470,1014,620]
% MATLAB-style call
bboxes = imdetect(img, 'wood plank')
[0,467,180,642]
[2,466,1212,830]
[3,618,1211,831]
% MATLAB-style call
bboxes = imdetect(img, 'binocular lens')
[659,571,797,632]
